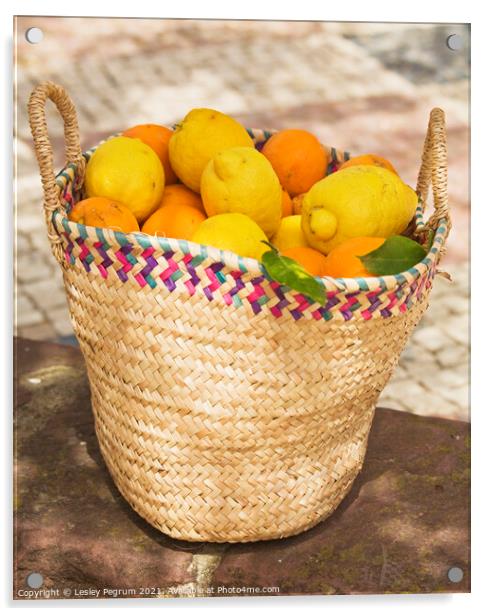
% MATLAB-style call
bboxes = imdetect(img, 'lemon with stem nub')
[301,165,418,255]
[169,108,254,193]
[201,146,282,238]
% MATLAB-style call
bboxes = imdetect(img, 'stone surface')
[344,24,470,85]
[15,295,43,328]
[14,338,199,599]
[48,307,75,338]
[212,409,470,596]
[14,20,470,420]
[23,279,68,311]
[14,338,470,599]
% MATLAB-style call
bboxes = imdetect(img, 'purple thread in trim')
[250,301,261,315]
[211,262,225,273]
[117,269,128,283]
[186,266,200,286]
[164,277,176,292]
[228,277,245,296]
[273,287,287,302]
[290,309,302,320]
[368,298,382,311]
[140,255,158,277]
[275,298,289,311]
[95,244,113,269]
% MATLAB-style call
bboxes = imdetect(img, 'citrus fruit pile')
[70,108,425,284]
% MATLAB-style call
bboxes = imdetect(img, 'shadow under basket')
[28,81,451,543]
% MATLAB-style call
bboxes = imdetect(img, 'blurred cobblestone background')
[14,18,470,420]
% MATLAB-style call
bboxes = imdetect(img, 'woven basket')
[28,81,451,543]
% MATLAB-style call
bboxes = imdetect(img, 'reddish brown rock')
[14,338,470,599]
[14,338,199,599]
[211,408,470,595]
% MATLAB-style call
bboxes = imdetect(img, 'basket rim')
[53,132,449,295]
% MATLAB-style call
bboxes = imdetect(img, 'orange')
[281,189,293,217]
[282,246,328,277]
[68,197,139,233]
[158,184,205,214]
[292,193,305,215]
[323,236,386,278]
[338,154,398,175]
[261,129,329,196]
[122,123,178,184]
[141,203,206,240]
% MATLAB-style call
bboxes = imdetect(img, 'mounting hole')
[25,27,44,45]
[446,34,463,51]
[26,572,44,589]
[447,566,464,583]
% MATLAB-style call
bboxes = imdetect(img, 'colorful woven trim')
[52,130,448,322]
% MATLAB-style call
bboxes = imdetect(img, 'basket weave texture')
[28,82,451,542]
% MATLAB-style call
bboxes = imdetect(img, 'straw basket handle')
[28,81,85,265]
[416,107,451,234]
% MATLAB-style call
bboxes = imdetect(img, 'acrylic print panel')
[14,16,470,599]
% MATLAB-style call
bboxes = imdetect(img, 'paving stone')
[211,406,470,595]
[16,254,53,283]
[437,294,470,317]
[13,339,197,598]
[398,340,436,365]
[345,24,470,85]
[438,385,470,412]
[16,295,44,328]
[386,364,409,383]
[24,278,68,311]
[406,389,461,419]
[14,19,469,422]
[16,211,46,236]
[411,325,450,353]
[395,356,441,384]
[437,344,469,369]
[425,299,453,322]
[49,308,75,337]
[432,364,469,390]
[449,263,470,287]
[439,315,470,346]
[383,379,426,410]
[28,233,56,259]
[15,232,31,253]
[377,393,404,411]
[17,322,57,341]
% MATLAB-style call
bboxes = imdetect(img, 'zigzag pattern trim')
[53,130,447,323]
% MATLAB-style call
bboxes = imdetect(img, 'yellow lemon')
[191,213,268,261]
[301,165,418,255]
[85,136,165,223]
[271,215,309,252]
[169,108,254,192]
[201,147,282,238]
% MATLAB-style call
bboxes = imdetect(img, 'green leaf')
[261,249,327,305]
[359,235,427,276]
